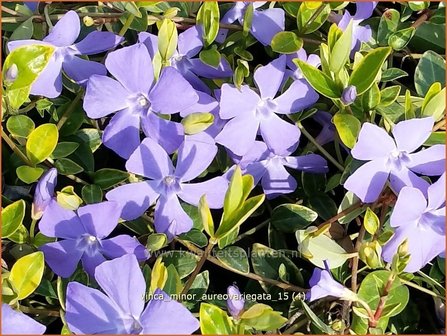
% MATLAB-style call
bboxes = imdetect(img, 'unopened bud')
[340,85,357,105]
[5,64,18,85]
[83,16,95,27]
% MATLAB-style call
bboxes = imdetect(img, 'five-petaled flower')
[106,134,228,239]
[215,55,319,156]
[382,173,446,272]
[344,117,445,203]
[65,254,199,334]
[7,11,123,98]
[39,201,148,277]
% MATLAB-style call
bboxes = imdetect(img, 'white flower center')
[164,176,176,185]
[137,96,149,107]
[87,235,97,243]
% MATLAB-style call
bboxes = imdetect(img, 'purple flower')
[139,27,232,94]
[2,304,46,335]
[233,141,328,199]
[313,111,336,146]
[286,48,321,82]
[38,201,148,277]
[32,168,57,220]
[336,2,377,53]
[382,174,445,272]
[66,254,199,334]
[215,55,319,156]
[307,265,357,302]
[344,117,445,203]
[7,11,123,98]
[219,2,285,46]
[24,2,39,12]
[106,134,228,239]
[341,85,357,105]
[227,285,245,318]
[83,43,199,159]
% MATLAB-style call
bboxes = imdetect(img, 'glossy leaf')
[10,251,45,300]
[26,123,59,165]
[2,200,26,238]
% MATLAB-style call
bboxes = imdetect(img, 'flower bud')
[4,64,18,86]
[340,85,357,105]
[83,16,95,27]
[227,285,244,318]
[359,242,382,269]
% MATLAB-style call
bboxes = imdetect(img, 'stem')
[305,3,326,28]
[1,5,23,16]
[43,4,53,29]
[118,14,135,36]
[177,239,308,293]
[317,201,364,229]
[356,299,376,323]
[56,91,82,130]
[1,131,33,166]
[411,9,434,29]
[370,273,396,327]
[234,219,270,244]
[297,122,345,172]
[351,217,366,293]
[19,305,60,317]
[400,279,444,299]
[433,119,446,131]
[29,218,38,240]
[180,241,215,297]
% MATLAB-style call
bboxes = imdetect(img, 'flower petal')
[2,304,46,335]
[259,113,300,156]
[178,176,228,208]
[141,289,199,334]
[106,181,160,221]
[273,79,319,114]
[149,66,198,114]
[94,254,146,319]
[428,173,446,211]
[354,2,377,20]
[180,91,218,117]
[141,112,184,154]
[138,32,158,58]
[39,200,86,239]
[77,201,121,239]
[81,250,106,277]
[344,158,390,203]
[407,144,446,176]
[40,240,83,278]
[63,57,107,86]
[43,11,79,47]
[84,75,129,119]
[189,58,233,78]
[251,8,285,46]
[390,186,427,228]
[178,26,202,57]
[126,137,174,179]
[154,195,193,239]
[389,166,430,197]
[66,282,126,334]
[105,43,154,93]
[33,168,57,219]
[73,31,123,55]
[219,84,259,119]
[215,115,260,156]
[262,161,297,198]
[283,154,329,173]
[254,55,286,99]
[351,123,396,160]
[102,110,141,159]
[175,133,217,182]
[392,117,434,153]
[101,235,149,261]
[30,57,63,98]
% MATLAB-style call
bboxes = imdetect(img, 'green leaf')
[223,166,244,217]
[54,158,84,175]
[51,142,80,159]
[200,303,234,335]
[199,48,221,68]
[216,246,249,274]
[196,1,220,47]
[296,230,352,269]
[381,68,408,82]
[408,1,429,11]
[294,59,341,98]
[178,229,208,248]
[271,31,303,54]
[242,3,254,36]
[329,20,353,73]
[93,168,129,189]
[26,123,59,165]
[301,300,335,334]
[161,251,199,279]
[388,27,415,51]
[16,166,43,184]
[163,264,182,295]
[338,191,365,224]
[333,112,361,149]
[10,17,34,41]
[182,112,215,135]
[241,303,288,331]
[297,3,331,34]
[422,87,446,121]
[147,233,168,252]
[424,131,445,146]
[364,207,379,235]
[9,251,45,300]
[81,184,103,204]
[2,200,26,238]
[251,243,304,291]
[158,19,178,61]
[349,47,392,95]
[56,186,83,210]
[199,195,215,238]
[414,51,446,96]
[271,203,318,233]
[379,86,401,107]
[362,83,381,110]
[6,115,35,138]
[377,9,400,46]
